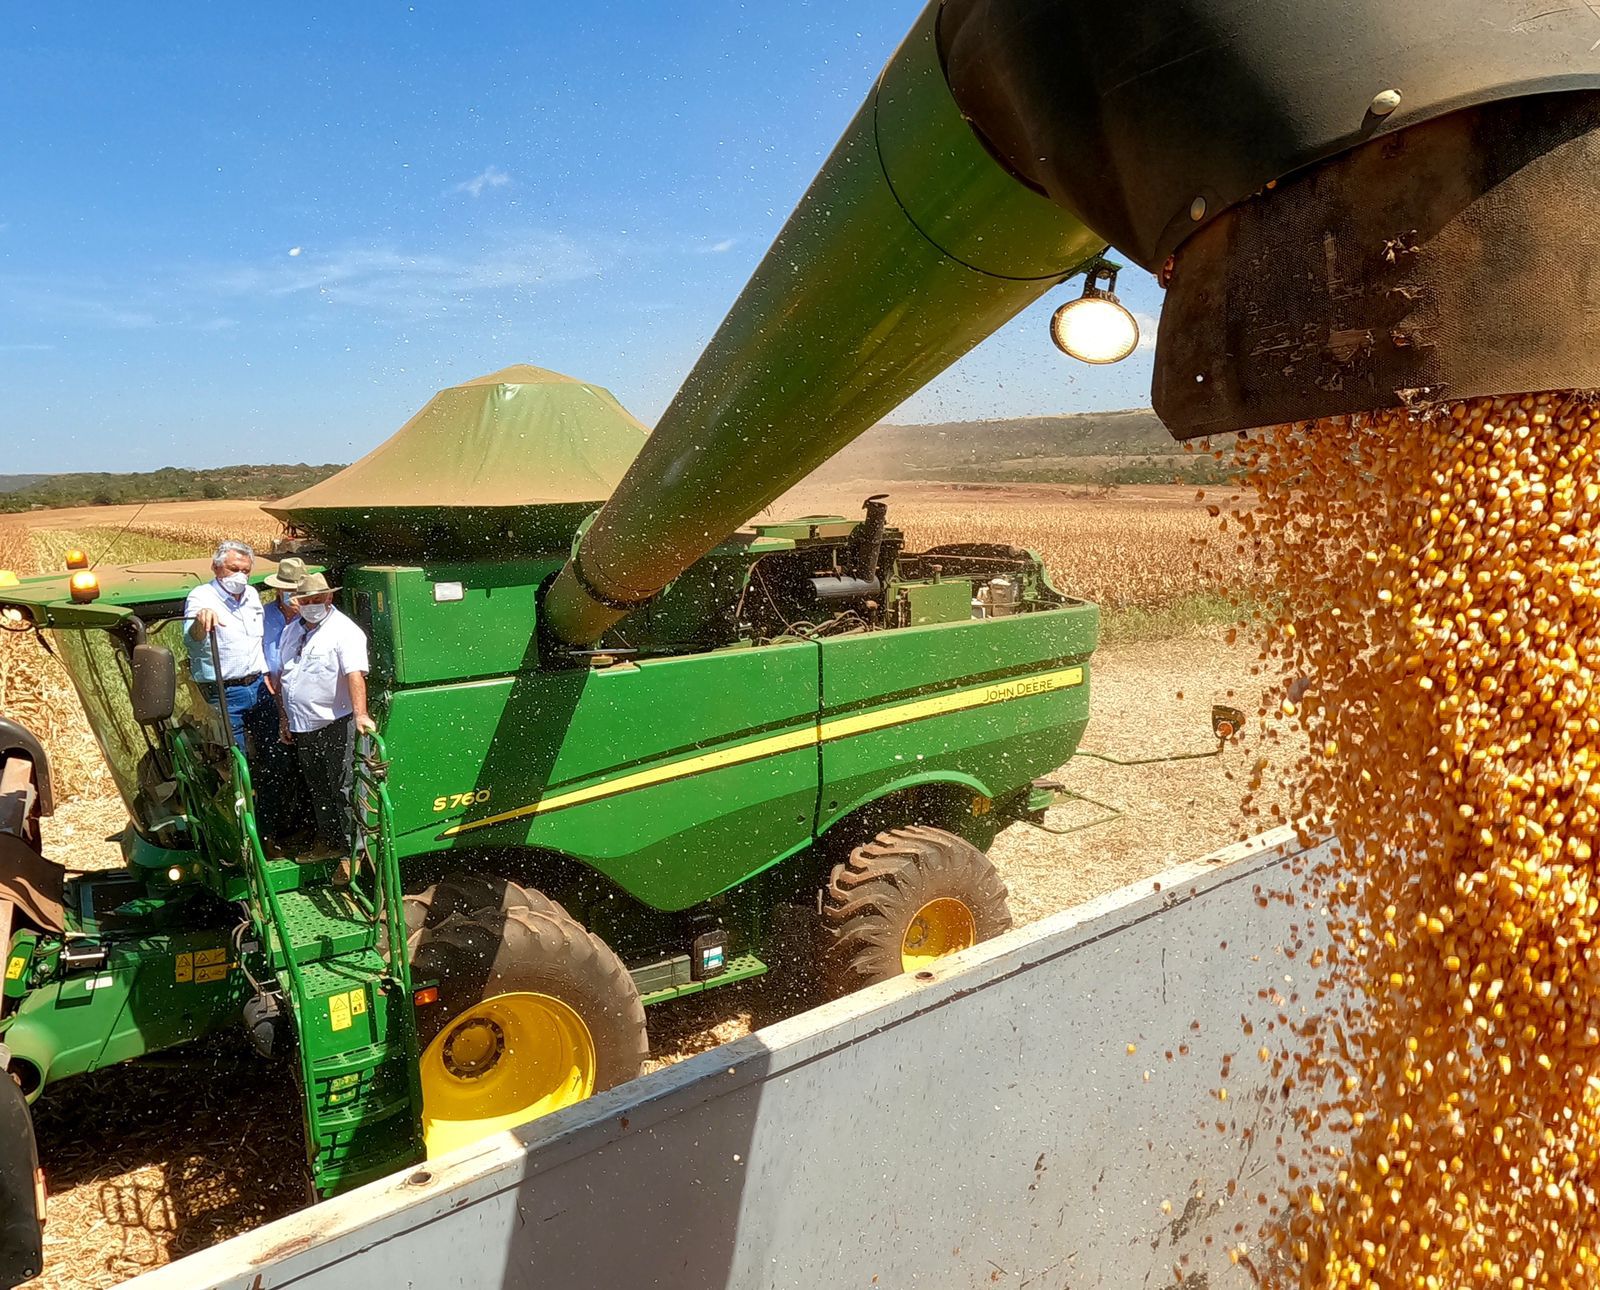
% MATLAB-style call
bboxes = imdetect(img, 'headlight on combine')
[1050,261,1140,365]
[68,570,100,603]
[64,549,89,571]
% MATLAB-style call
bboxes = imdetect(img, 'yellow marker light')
[1050,261,1141,365]
[64,549,89,571]
[68,570,100,603]
[0,570,17,587]
[166,866,184,883]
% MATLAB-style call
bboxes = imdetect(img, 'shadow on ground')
[30,1037,307,1289]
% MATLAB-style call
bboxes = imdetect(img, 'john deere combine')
[0,363,1097,1203]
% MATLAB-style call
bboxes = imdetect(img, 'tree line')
[0,463,345,512]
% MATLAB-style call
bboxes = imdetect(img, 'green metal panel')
[901,580,975,626]
[345,561,560,688]
[382,641,823,911]
[3,932,36,1002]
[751,519,853,541]
[2,927,244,1091]
[816,606,1098,834]
[293,956,390,1057]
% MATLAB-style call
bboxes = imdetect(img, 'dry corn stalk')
[1219,393,1600,1286]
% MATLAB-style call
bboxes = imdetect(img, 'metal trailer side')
[123,827,1331,1290]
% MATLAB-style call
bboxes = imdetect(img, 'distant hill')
[4,408,1237,512]
[809,409,1238,486]
[0,463,345,513]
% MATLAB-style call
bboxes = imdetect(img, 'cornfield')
[0,521,104,800]
[119,519,283,555]
[892,497,1250,610]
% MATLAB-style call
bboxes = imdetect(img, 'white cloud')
[696,238,736,254]
[1132,311,1158,351]
[288,246,303,257]
[0,225,620,332]
[199,230,609,319]
[453,166,511,198]
[0,342,53,352]
[0,282,157,330]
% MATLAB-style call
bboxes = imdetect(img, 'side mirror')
[130,644,176,725]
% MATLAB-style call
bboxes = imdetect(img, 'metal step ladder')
[234,734,424,1197]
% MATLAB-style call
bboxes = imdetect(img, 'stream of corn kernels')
[1221,393,1600,1287]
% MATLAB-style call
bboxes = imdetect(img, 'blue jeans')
[199,676,286,831]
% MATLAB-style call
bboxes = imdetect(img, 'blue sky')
[0,2,1164,474]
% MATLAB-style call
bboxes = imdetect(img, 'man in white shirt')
[258,555,312,844]
[275,573,376,858]
[185,541,288,834]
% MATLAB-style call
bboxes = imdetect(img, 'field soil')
[6,482,1205,533]
[4,487,1289,1287]
[6,499,276,534]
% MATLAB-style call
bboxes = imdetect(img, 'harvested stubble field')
[0,486,1283,1287]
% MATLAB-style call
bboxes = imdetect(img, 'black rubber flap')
[1154,92,1600,437]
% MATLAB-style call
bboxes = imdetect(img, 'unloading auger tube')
[543,0,1600,645]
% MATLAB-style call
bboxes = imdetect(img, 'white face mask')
[218,572,248,597]
[299,602,331,625]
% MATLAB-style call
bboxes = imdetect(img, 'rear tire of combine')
[401,870,544,938]
[407,891,647,1159]
[821,825,1012,998]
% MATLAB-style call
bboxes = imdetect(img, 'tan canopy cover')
[268,365,649,556]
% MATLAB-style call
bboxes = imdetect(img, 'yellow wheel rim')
[420,992,596,1158]
[900,898,978,972]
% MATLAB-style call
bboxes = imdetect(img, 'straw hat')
[291,572,341,600]
[264,556,309,590]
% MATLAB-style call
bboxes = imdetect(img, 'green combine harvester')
[0,360,1098,1201]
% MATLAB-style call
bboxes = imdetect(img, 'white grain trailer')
[121,827,1327,1290]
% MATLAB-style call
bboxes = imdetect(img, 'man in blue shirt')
[184,540,284,836]
[262,556,307,678]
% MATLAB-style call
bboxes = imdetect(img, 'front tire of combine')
[821,825,1012,997]
[408,895,647,1159]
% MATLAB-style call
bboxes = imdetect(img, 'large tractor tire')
[402,871,537,937]
[0,1061,42,1289]
[404,874,648,1159]
[821,825,1012,998]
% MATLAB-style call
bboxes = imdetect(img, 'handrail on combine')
[227,746,311,1004]
[352,731,411,993]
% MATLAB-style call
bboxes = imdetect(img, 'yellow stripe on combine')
[441,665,1084,837]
